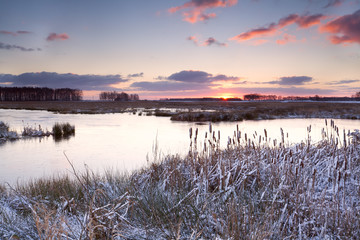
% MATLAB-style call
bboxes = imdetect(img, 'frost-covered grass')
[0,121,74,143]
[22,123,52,137]
[0,121,19,142]
[1,121,360,239]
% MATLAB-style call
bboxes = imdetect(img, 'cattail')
[312,169,317,189]
[189,127,193,139]
[209,123,212,133]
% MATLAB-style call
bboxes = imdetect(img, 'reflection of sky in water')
[0,109,359,185]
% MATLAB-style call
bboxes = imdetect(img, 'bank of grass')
[0,101,359,121]
[1,122,360,239]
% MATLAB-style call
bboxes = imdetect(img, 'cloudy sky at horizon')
[1,0,359,99]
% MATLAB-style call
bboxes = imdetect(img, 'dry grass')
[0,121,360,239]
[0,101,359,121]
[52,122,75,140]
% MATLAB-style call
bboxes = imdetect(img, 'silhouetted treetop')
[99,91,139,101]
[0,87,83,101]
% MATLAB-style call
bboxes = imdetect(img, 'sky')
[0,0,359,100]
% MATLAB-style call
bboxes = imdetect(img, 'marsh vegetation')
[52,122,75,140]
[0,121,74,143]
[0,101,359,120]
[1,121,359,239]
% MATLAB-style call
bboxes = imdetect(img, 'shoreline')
[0,100,359,121]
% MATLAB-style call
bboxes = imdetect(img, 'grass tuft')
[52,122,75,140]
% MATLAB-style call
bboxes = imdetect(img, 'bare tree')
[99,91,140,101]
[0,87,82,101]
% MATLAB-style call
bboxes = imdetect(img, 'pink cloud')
[230,13,325,42]
[203,37,227,46]
[320,9,360,45]
[251,39,269,46]
[187,36,199,45]
[169,0,238,23]
[187,36,227,46]
[0,31,17,36]
[278,14,299,27]
[297,14,325,28]
[0,30,32,36]
[230,25,277,42]
[324,0,344,8]
[276,34,297,45]
[46,33,69,41]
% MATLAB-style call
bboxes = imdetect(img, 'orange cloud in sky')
[251,39,269,46]
[46,33,69,41]
[230,13,325,42]
[169,0,237,23]
[320,9,360,45]
[276,34,297,45]
[296,14,325,28]
[231,26,277,41]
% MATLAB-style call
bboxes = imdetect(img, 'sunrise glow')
[0,0,359,99]
[217,94,236,100]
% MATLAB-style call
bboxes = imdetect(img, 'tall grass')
[52,122,75,140]
[0,121,18,141]
[0,120,359,239]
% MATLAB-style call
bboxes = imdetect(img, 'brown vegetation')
[0,100,359,121]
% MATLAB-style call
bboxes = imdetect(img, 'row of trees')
[244,93,360,101]
[353,92,360,98]
[0,87,83,101]
[99,91,140,101]
[243,94,279,101]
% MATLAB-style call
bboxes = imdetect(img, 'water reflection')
[53,135,75,143]
[0,109,359,185]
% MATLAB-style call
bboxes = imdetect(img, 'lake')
[0,109,359,185]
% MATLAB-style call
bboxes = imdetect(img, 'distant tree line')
[0,87,83,101]
[243,93,360,101]
[353,92,360,99]
[99,91,139,101]
[243,94,279,101]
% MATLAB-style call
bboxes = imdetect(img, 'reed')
[0,121,18,141]
[0,121,359,239]
[52,122,75,140]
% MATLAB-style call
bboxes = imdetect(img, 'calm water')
[0,109,359,185]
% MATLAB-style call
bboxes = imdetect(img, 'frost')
[1,122,360,239]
